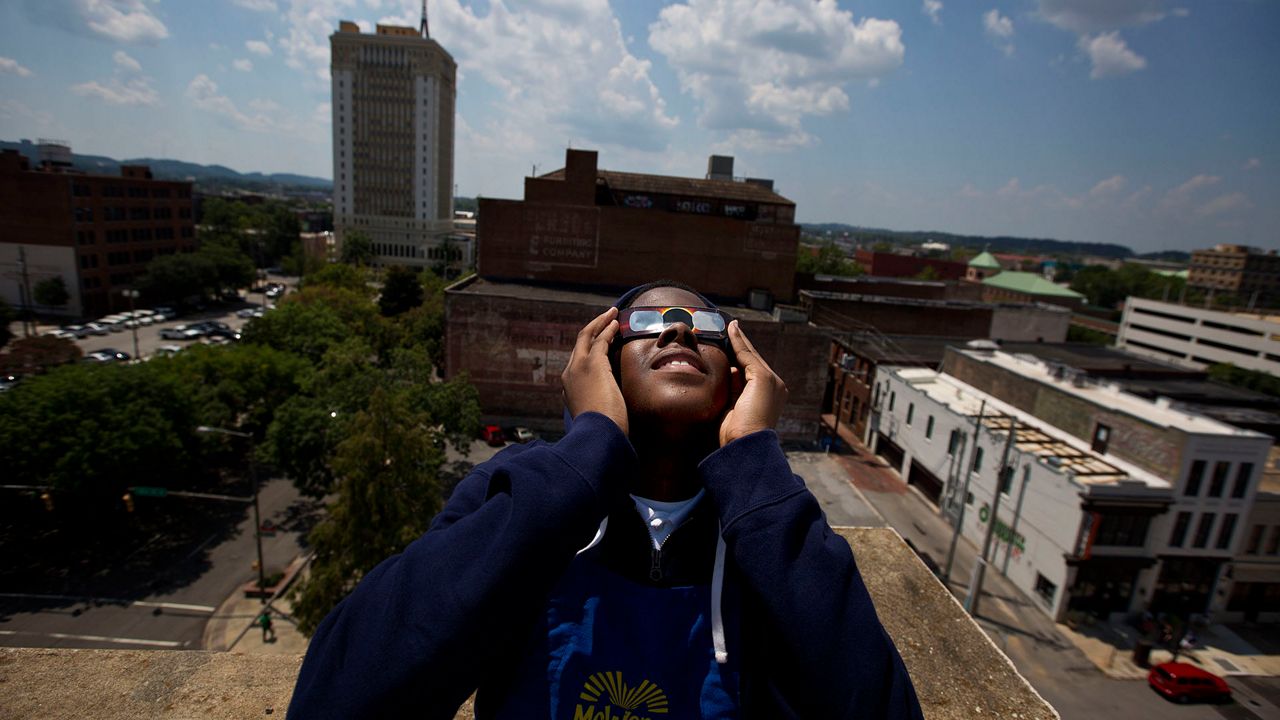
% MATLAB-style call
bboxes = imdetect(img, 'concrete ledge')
[0,528,1057,719]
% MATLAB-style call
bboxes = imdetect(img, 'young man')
[289,281,922,718]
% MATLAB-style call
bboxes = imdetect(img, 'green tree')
[1208,363,1280,399]
[289,386,449,635]
[0,335,82,376]
[33,276,70,308]
[1066,325,1114,346]
[915,266,942,281]
[340,230,373,266]
[796,242,862,277]
[305,263,371,295]
[240,297,354,364]
[378,266,425,317]
[0,362,202,495]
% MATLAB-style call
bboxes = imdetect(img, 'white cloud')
[185,73,309,137]
[1037,0,1170,34]
[1196,192,1251,218]
[232,0,278,11]
[1243,157,1262,171]
[71,47,158,106]
[112,50,142,73]
[983,9,1015,57]
[922,0,943,26]
[1089,174,1126,197]
[71,77,159,105]
[233,58,254,72]
[1160,173,1220,212]
[0,57,33,77]
[386,0,677,154]
[246,39,273,56]
[30,0,171,44]
[649,0,903,149]
[1079,31,1146,78]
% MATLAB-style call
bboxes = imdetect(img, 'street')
[0,477,312,651]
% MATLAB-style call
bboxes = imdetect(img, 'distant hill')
[801,222,1134,259]
[1,139,331,193]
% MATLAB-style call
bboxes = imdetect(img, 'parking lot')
[27,277,294,362]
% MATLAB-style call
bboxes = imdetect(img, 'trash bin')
[1132,639,1153,668]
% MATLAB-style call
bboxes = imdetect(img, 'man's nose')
[656,322,698,349]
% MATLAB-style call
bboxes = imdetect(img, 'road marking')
[0,593,215,614]
[0,629,186,648]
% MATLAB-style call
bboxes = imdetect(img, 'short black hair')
[613,280,716,310]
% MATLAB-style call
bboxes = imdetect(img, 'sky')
[0,0,1277,254]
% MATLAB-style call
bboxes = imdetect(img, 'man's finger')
[729,320,774,376]
[592,319,619,351]
[574,306,617,356]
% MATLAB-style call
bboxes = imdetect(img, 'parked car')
[62,325,90,338]
[46,329,77,340]
[85,348,131,363]
[153,306,177,321]
[160,324,204,340]
[513,427,536,443]
[203,327,242,342]
[1148,662,1231,704]
[482,425,506,447]
[82,322,110,336]
[236,307,258,319]
[152,344,183,358]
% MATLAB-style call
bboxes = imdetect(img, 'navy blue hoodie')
[289,412,923,718]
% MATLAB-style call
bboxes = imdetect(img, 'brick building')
[795,273,983,302]
[0,145,195,318]
[445,277,827,439]
[799,289,1071,343]
[477,149,800,306]
[852,249,967,281]
[1189,244,1280,304]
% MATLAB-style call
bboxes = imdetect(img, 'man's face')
[617,287,731,427]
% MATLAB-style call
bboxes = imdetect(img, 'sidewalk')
[203,567,310,655]
[1058,618,1280,679]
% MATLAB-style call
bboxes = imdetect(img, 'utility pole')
[944,400,984,584]
[121,288,140,361]
[197,426,267,604]
[17,246,34,338]
[964,416,1017,616]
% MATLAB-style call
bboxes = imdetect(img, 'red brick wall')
[445,287,826,439]
[853,251,967,280]
[478,199,799,303]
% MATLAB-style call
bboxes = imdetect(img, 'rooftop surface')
[960,349,1267,438]
[540,166,793,205]
[0,528,1058,720]
[894,367,1161,488]
[982,271,1085,299]
[968,250,1001,268]
[1127,296,1280,326]
[801,289,1070,314]
[999,341,1192,376]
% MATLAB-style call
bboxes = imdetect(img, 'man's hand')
[720,320,788,446]
[561,306,628,436]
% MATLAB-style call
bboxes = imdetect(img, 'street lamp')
[196,425,267,604]
[120,288,141,361]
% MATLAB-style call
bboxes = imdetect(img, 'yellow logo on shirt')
[573,671,668,719]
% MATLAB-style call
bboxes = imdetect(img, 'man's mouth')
[652,352,705,374]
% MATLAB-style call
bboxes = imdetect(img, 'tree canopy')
[378,265,425,317]
[33,277,70,308]
[796,242,863,277]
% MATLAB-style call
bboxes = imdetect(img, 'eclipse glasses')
[617,306,732,346]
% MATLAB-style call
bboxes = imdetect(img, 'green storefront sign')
[979,503,1027,553]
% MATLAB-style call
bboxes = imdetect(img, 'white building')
[1117,297,1280,376]
[330,17,458,271]
[872,348,1271,622]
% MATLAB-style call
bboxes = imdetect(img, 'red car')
[481,425,506,447]
[1148,662,1231,704]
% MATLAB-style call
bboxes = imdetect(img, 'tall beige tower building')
[330,13,463,269]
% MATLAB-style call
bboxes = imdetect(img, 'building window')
[888,392,895,412]
[906,403,914,426]
[1216,514,1238,550]
[1169,511,1191,548]
[999,466,1013,496]
[1034,574,1056,606]
[107,251,131,266]
[1094,513,1151,547]
[1232,463,1253,499]
[154,207,172,220]
[1185,460,1206,496]
[925,416,934,439]
[1208,461,1230,498]
[1091,423,1110,454]
[972,447,984,475]
[1192,513,1216,549]
[1246,525,1265,554]
[1268,527,1280,556]
[947,429,962,456]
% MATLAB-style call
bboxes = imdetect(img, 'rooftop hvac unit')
[707,155,734,180]
[748,288,773,311]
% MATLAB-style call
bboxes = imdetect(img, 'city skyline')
[0,0,1277,254]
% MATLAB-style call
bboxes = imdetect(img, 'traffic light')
[40,492,53,512]
[122,492,134,513]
